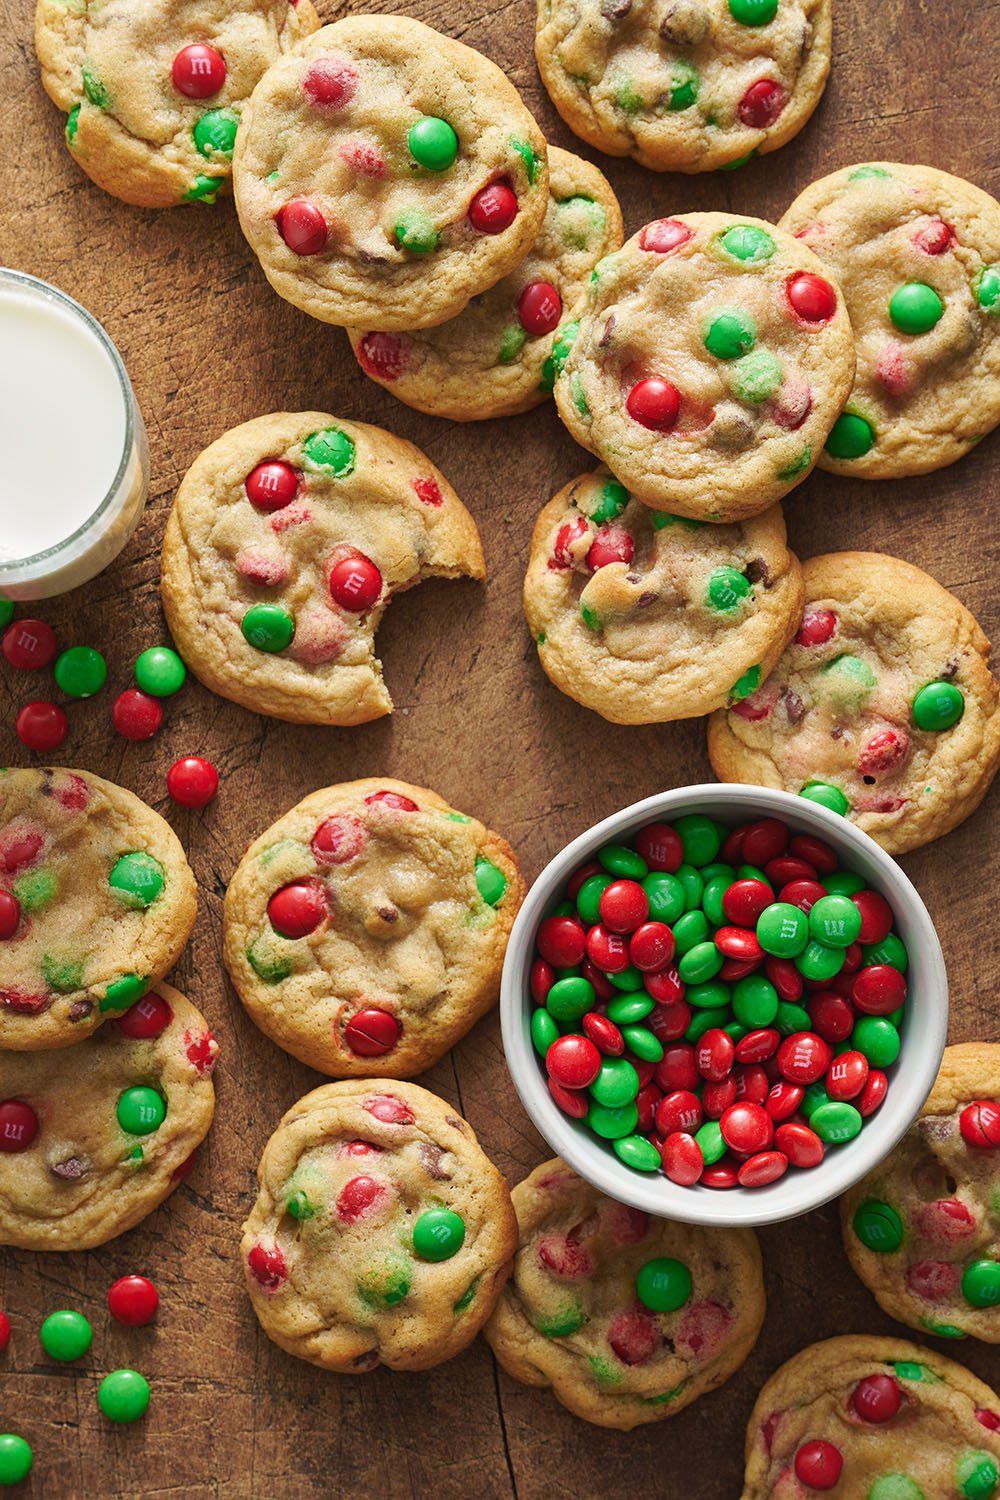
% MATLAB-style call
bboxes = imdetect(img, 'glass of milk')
[0,268,149,600]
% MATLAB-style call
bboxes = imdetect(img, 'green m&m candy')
[912,680,965,731]
[956,1452,1000,1500]
[825,411,875,460]
[853,1199,904,1252]
[394,212,440,255]
[586,478,629,524]
[862,932,908,971]
[678,940,724,984]
[0,601,13,630]
[976,266,1000,312]
[673,814,721,867]
[577,873,613,923]
[302,426,355,475]
[242,604,294,653]
[135,646,186,697]
[475,857,507,906]
[598,843,648,879]
[757,902,809,958]
[54,645,107,698]
[962,1259,1000,1308]
[636,1257,692,1313]
[729,664,761,702]
[101,972,149,1012]
[706,566,752,612]
[613,1134,661,1171]
[799,781,850,816]
[413,1208,465,1261]
[546,976,595,1022]
[809,894,862,948]
[0,1436,32,1487]
[408,116,458,171]
[98,1369,150,1424]
[853,1015,901,1068]
[193,108,238,158]
[667,60,697,110]
[606,992,654,1025]
[795,939,843,982]
[868,1479,924,1500]
[717,225,776,264]
[40,1309,93,1361]
[531,1007,558,1056]
[728,0,778,23]
[732,975,778,1028]
[643,873,686,924]
[621,1025,663,1062]
[109,852,165,909]
[810,1100,862,1143]
[704,309,756,360]
[889,282,944,335]
[117,1086,167,1135]
[588,1100,638,1139]
[590,1057,639,1107]
[695,1119,725,1164]
[823,871,865,897]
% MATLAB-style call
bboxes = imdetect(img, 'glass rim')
[0,266,137,578]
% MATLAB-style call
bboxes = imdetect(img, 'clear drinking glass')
[0,268,149,600]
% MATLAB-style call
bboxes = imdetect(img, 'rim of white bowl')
[500,783,948,1228]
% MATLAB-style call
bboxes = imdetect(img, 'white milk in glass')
[0,270,148,599]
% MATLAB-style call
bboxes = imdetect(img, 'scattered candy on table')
[167,756,219,808]
[530,812,908,1188]
[98,1368,151,1423]
[108,1275,159,1326]
[39,1309,93,1362]
[0,1435,32,1487]
[14,700,67,751]
[112,688,164,741]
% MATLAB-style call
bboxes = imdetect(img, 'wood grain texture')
[2,0,999,1493]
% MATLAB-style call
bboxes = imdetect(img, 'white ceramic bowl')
[500,783,948,1228]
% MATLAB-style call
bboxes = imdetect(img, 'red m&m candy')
[171,44,226,98]
[638,219,692,254]
[247,1242,287,1290]
[357,332,409,381]
[245,460,299,511]
[329,555,382,612]
[469,181,517,234]
[546,1034,601,1090]
[960,1101,1000,1149]
[626,378,681,431]
[112,690,163,741]
[16,701,68,752]
[0,1311,9,1353]
[117,992,173,1040]
[0,892,20,941]
[536,915,586,968]
[3,619,57,670]
[795,609,837,646]
[786,272,838,325]
[268,880,328,938]
[108,1275,159,1326]
[599,879,648,934]
[794,1439,843,1490]
[167,757,219,809]
[344,1008,400,1057]
[850,1373,901,1423]
[738,79,788,129]
[518,281,562,336]
[277,200,328,256]
[0,1099,38,1152]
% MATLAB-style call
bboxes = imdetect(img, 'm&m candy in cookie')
[524,468,804,722]
[160,413,485,725]
[708,553,1000,854]
[780,164,1000,478]
[842,1045,1000,1344]
[232,17,549,330]
[0,982,216,1250]
[223,779,524,1077]
[0,768,196,1049]
[553,213,855,521]
[536,0,831,174]
[483,1159,764,1429]
[347,147,624,421]
[742,1335,1000,1497]
[240,1080,517,1371]
[35,0,319,207]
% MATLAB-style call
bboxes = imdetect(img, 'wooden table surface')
[3,0,1000,1493]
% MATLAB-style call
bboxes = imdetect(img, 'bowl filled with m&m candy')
[500,785,948,1227]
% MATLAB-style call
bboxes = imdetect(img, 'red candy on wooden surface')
[108,1275,159,1326]
[112,689,162,741]
[167,756,218,808]
[16,701,67,751]
[3,619,57,670]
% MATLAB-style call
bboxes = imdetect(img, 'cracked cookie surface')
[223,778,524,1077]
[553,211,856,521]
[241,1079,518,1371]
[780,163,1000,478]
[348,147,623,421]
[536,0,831,174]
[0,767,196,1050]
[524,468,804,722]
[233,16,549,329]
[161,412,485,726]
[741,1335,1000,1498]
[35,0,319,208]
[484,1157,764,1429]
[707,552,1000,854]
[0,982,216,1250]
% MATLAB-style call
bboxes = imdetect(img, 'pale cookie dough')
[484,1158,764,1429]
[35,0,319,208]
[524,468,804,722]
[0,767,197,1051]
[536,0,831,174]
[232,16,550,330]
[241,1079,518,1371]
[554,212,856,521]
[161,412,485,726]
[0,982,216,1251]
[707,553,1000,855]
[347,148,623,421]
[780,163,1000,478]
[223,779,525,1078]
[842,1044,1000,1345]
[741,1335,1000,1498]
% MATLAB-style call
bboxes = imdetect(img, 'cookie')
[347,148,623,421]
[536,0,831,174]
[0,767,197,1050]
[741,1334,1000,1497]
[524,468,804,722]
[232,17,549,331]
[707,552,1000,854]
[841,1044,1000,1345]
[161,412,485,726]
[223,779,525,1078]
[553,212,856,521]
[0,982,216,1251]
[35,0,319,208]
[779,163,1000,479]
[240,1079,518,1371]
[483,1158,764,1430]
